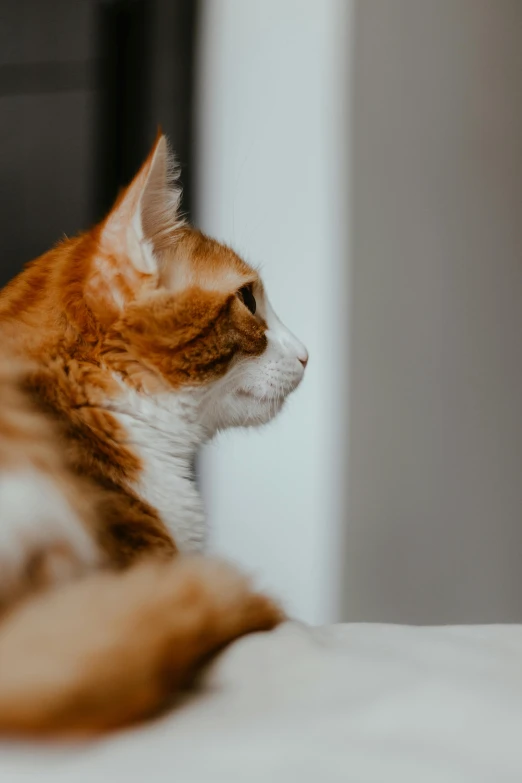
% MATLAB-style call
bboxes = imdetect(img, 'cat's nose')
[298,349,309,368]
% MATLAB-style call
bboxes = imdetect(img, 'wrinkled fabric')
[2,621,522,782]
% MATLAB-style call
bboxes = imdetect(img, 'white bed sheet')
[2,621,522,782]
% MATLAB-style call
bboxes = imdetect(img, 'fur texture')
[0,134,307,735]
[0,357,102,609]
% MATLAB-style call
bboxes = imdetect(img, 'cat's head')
[86,135,307,434]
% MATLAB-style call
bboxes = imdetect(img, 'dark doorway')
[0,0,197,287]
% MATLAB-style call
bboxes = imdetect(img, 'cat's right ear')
[100,133,185,275]
[87,135,185,318]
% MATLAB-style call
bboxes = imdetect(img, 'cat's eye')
[237,284,256,315]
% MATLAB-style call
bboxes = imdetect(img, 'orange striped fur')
[0,135,307,734]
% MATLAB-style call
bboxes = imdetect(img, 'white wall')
[195,0,352,624]
[344,0,522,624]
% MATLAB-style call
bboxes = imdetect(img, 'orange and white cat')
[0,135,307,735]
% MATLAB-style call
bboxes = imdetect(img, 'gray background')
[344,0,522,623]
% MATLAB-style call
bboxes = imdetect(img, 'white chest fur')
[109,383,207,552]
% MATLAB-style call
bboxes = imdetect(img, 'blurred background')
[1,0,522,626]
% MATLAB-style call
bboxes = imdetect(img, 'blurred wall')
[196,0,352,624]
[344,0,522,623]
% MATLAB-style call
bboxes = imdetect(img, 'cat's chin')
[206,391,287,432]
[247,395,288,425]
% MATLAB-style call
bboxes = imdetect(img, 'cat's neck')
[108,379,208,552]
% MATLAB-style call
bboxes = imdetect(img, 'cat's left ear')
[100,133,184,276]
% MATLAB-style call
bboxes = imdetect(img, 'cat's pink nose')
[298,351,309,368]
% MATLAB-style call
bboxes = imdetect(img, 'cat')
[0,134,307,735]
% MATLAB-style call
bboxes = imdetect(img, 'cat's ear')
[99,133,184,276]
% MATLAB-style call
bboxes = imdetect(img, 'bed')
[2,621,522,781]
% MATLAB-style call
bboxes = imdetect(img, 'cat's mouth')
[235,388,285,403]
[235,389,257,400]
[235,376,301,402]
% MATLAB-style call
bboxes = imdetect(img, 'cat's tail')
[0,556,283,736]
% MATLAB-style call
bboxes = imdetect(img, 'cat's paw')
[177,557,285,634]
[150,555,285,659]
